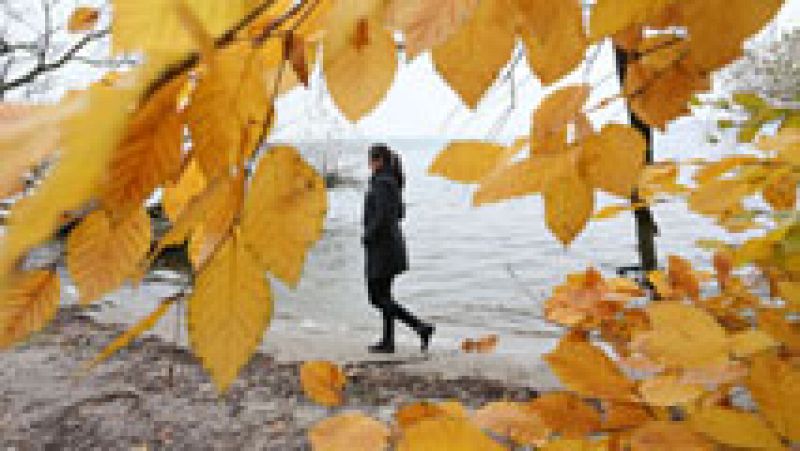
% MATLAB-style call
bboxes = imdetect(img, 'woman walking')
[363,144,434,354]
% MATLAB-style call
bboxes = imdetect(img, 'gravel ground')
[0,308,541,450]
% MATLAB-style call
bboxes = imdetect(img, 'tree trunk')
[614,46,660,275]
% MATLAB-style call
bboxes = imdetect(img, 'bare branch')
[1,28,110,95]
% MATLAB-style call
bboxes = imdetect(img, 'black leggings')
[367,277,422,332]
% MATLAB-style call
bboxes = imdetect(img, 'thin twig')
[1,28,109,94]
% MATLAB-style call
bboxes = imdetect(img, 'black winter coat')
[363,171,409,279]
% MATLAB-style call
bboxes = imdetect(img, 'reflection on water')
[64,119,759,358]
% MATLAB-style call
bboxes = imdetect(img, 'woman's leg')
[384,277,435,351]
[383,279,422,331]
[367,278,395,350]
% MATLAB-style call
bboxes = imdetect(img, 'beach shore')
[0,307,558,449]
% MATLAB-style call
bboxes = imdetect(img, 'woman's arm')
[363,179,391,244]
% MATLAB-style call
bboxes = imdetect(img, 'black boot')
[369,310,395,354]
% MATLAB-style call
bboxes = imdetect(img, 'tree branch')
[142,0,305,101]
[1,28,109,95]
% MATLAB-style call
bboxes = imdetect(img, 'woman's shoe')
[419,324,435,352]
[368,342,395,354]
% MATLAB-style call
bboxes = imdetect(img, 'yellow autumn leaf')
[395,401,468,430]
[544,166,594,246]
[580,124,646,197]
[429,141,513,183]
[186,176,243,269]
[763,170,799,212]
[602,401,652,431]
[67,207,151,304]
[635,302,729,368]
[540,438,610,451]
[149,176,239,270]
[112,0,249,55]
[532,85,591,154]
[543,336,636,401]
[629,420,713,451]
[0,83,140,282]
[323,17,397,121]
[309,412,390,451]
[593,204,637,221]
[87,295,177,369]
[778,281,800,310]
[514,0,587,85]
[101,76,186,212]
[682,0,784,71]
[759,127,800,166]
[689,406,783,449]
[728,329,778,358]
[432,0,516,109]
[187,231,272,392]
[473,402,550,446]
[0,270,60,349]
[759,309,800,354]
[688,178,758,218]
[625,51,710,130]
[241,146,327,288]
[528,392,601,438]
[693,156,759,185]
[397,417,506,451]
[68,7,100,32]
[162,159,208,223]
[0,102,71,198]
[472,157,549,206]
[187,42,272,178]
[389,0,479,58]
[589,0,676,41]
[639,373,704,407]
[300,360,347,407]
[747,353,800,442]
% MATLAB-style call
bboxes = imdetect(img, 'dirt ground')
[0,308,542,449]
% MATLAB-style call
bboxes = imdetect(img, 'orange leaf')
[0,270,60,349]
[300,361,347,407]
[544,336,636,401]
[68,7,100,32]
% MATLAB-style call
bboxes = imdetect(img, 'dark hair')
[369,143,405,189]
